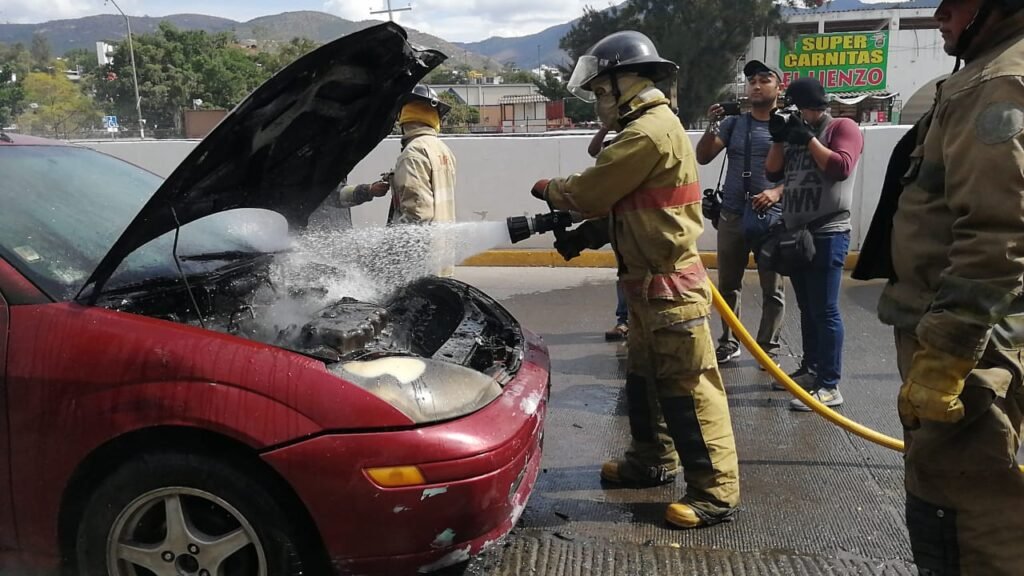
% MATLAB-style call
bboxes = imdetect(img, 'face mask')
[595,94,619,130]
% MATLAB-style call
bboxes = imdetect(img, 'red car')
[0,23,548,576]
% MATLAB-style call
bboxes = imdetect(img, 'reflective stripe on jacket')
[546,100,709,324]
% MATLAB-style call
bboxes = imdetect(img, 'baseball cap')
[743,59,783,80]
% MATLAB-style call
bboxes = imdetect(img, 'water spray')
[506,211,575,244]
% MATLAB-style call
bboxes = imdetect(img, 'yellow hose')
[710,280,1024,472]
[709,280,905,453]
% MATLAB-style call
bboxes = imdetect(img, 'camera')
[772,104,800,123]
[719,101,741,116]
[701,187,722,230]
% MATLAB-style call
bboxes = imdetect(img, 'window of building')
[899,17,940,30]
[823,19,889,33]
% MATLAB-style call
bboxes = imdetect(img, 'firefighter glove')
[369,180,391,197]
[786,116,814,146]
[554,220,609,261]
[531,179,551,201]
[898,345,976,429]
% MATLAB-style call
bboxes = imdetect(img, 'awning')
[498,94,550,104]
[827,91,899,105]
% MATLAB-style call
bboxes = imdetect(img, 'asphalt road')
[446,267,916,576]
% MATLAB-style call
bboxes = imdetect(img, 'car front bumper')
[262,330,550,575]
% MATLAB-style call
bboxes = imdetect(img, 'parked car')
[0,23,548,576]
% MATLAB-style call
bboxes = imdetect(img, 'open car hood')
[79,22,445,302]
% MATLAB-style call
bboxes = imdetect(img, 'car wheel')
[75,452,313,576]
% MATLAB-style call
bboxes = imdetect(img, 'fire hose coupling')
[506,211,578,244]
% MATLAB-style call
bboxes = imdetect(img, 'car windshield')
[0,145,289,301]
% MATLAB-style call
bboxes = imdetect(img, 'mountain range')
[1,1,943,73]
[0,11,503,71]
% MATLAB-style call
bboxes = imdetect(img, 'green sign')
[779,31,889,93]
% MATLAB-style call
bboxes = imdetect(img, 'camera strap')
[743,113,753,199]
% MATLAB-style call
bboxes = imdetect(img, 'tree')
[0,70,25,127]
[438,92,479,134]
[0,43,31,126]
[1,42,33,80]
[93,23,273,134]
[62,48,98,75]
[18,71,100,138]
[502,70,536,84]
[560,1,803,125]
[423,65,469,85]
[253,37,319,75]
[30,33,51,70]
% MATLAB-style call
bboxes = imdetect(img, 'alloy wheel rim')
[106,486,267,576]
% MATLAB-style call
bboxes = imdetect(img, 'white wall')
[79,127,907,253]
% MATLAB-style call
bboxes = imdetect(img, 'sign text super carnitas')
[779,32,889,92]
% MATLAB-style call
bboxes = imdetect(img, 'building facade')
[743,0,951,124]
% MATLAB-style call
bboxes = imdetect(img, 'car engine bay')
[100,260,524,381]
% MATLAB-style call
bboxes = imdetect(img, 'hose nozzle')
[506,211,575,244]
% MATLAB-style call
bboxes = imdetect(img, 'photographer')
[695,60,786,370]
[764,77,862,411]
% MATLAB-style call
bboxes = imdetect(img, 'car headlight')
[330,356,502,424]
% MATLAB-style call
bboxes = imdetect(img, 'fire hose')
[507,210,1023,470]
[712,279,1024,472]
[708,281,904,451]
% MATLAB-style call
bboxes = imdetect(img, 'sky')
[0,0,619,42]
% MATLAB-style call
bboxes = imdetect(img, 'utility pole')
[107,0,144,139]
[370,0,413,21]
[537,44,541,70]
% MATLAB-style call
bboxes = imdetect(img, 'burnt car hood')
[79,22,445,302]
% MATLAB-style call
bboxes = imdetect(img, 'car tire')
[75,451,315,576]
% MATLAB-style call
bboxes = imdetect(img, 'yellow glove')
[898,345,976,429]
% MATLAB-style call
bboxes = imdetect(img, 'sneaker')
[605,323,628,341]
[773,365,817,391]
[715,342,741,364]
[600,459,678,487]
[789,387,844,412]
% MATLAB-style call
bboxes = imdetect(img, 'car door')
[0,289,15,549]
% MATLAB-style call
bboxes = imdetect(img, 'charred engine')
[103,266,523,379]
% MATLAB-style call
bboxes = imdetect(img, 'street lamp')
[106,0,144,139]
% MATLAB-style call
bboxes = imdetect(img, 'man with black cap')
[853,0,1024,571]
[696,60,786,372]
[764,76,863,411]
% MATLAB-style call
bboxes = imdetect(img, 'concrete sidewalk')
[446,267,914,576]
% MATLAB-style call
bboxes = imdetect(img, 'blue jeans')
[615,281,628,325]
[789,231,850,390]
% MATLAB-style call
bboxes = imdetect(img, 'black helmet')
[401,84,451,118]
[567,31,678,101]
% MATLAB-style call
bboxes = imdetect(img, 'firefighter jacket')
[546,94,709,324]
[389,124,457,225]
[877,12,1024,360]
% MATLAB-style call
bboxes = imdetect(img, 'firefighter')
[339,84,458,275]
[339,84,456,226]
[854,0,1024,572]
[532,30,740,528]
